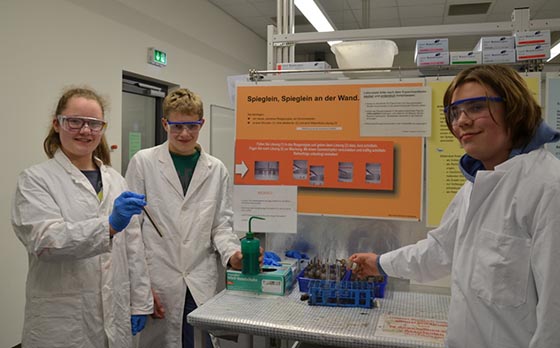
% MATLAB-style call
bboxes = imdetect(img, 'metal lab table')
[188,286,450,348]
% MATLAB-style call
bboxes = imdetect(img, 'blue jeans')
[182,288,213,348]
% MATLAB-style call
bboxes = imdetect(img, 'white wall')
[0,0,266,346]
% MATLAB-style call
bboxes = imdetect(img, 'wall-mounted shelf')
[250,62,560,82]
[269,7,560,70]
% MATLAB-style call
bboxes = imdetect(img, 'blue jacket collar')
[459,121,560,183]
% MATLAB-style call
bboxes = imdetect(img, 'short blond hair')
[163,88,203,120]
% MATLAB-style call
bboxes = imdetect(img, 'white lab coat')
[11,150,153,348]
[125,142,240,348]
[381,147,560,348]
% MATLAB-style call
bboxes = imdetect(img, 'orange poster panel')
[237,83,423,140]
[235,139,394,190]
[235,82,423,220]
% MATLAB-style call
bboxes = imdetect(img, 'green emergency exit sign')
[148,47,167,67]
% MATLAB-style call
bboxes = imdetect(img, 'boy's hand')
[348,253,380,279]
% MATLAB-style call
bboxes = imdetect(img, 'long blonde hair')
[43,87,111,165]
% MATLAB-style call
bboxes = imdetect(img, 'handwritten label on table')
[374,314,447,344]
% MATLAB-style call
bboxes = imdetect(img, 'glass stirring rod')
[142,206,163,237]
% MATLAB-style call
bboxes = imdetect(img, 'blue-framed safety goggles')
[444,96,505,124]
[444,96,504,114]
[165,119,204,133]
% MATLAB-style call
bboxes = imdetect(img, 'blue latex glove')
[131,314,148,336]
[263,258,281,266]
[263,251,282,266]
[285,250,309,260]
[109,191,146,232]
[264,251,281,261]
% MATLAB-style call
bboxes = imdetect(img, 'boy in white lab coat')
[126,88,246,348]
[350,65,560,347]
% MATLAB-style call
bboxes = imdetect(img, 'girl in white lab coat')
[350,65,560,348]
[12,87,153,348]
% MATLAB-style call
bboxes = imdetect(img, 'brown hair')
[163,88,203,120]
[443,65,542,148]
[43,87,111,165]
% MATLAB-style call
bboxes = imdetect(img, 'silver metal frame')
[267,6,560,70]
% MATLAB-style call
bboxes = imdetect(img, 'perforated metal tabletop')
[188,287,450,348]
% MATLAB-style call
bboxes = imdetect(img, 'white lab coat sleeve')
[211,170,240,266]
[380,185,464,282]
[529,185,560,347]
[124,154,147,246]
[12,169,111,261]
[124,155,154,314]
[125,154,146,196]
[125,216,154,315]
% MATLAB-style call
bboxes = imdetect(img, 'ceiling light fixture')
[547,40,560,62]
[294,0,341,46]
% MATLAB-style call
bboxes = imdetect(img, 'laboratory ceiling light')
[547,40,560,62]
[294,0,341,46]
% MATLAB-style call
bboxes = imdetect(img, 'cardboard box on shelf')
[450,51,482,65]
[474,36,515,51]
[416,52,450,66]
[276,61,331,71]
[516,44,551,61]
[414,38,448,61]
[514,30,551,46]
[482,49,516,64]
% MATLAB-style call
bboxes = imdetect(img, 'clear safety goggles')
[57,115,107,133]
[165,119,203,134]
[444,96,504,126]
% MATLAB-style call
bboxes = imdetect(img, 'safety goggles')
[57,115,107,133]
[165,119,203,134]
[444,96,504,126]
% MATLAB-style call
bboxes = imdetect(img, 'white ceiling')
[207,0,560,66]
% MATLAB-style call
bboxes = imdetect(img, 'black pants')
[182,288,213,348]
